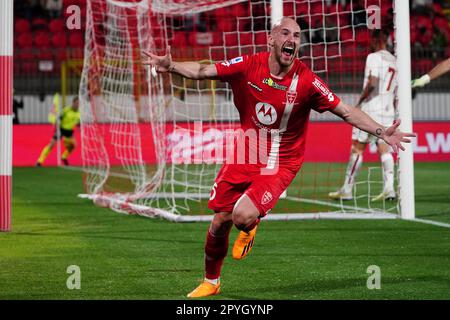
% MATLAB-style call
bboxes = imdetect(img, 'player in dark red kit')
[143,17,414,298]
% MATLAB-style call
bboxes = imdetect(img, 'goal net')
[79,0,404,221]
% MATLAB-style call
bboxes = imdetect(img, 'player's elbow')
[196,64,209,80]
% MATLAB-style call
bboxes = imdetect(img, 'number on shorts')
[209,182,218,200]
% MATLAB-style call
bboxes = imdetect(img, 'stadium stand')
[12,0,450,97]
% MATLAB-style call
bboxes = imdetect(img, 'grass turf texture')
[1,163,449,299]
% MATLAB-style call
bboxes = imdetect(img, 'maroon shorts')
[207,164,298,216]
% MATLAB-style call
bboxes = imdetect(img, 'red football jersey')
[215,51,340,169]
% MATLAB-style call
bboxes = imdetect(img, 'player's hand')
[382,119,416,153]
[142,46,173,73]
[411,74,430,88]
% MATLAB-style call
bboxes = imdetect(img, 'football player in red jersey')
[143,17,415,298]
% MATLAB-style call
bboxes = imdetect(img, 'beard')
[274,45,295,67]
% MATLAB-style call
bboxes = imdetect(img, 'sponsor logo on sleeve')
[261,191,273,205]
[220,56,243,67]
[312,77,335,102]
[230,56,243,64]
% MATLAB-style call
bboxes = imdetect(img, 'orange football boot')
[187,281,221,298]
[232,225,258,260]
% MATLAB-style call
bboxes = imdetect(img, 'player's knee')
[351,144,364,155]
[232,207,258,231]
[210,213,232,236]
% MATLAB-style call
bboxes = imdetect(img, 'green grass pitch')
[1,163,449,299]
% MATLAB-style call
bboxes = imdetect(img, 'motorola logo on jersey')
[255,102,277,125]
[312,77,335,102]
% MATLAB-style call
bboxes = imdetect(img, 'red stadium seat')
[239,32,253,46]
[15,19,31,33]
[34,31,51,48]
[54,48,68,62]
[37,48,53,61]
[326,2,344,14]
[217,17,237,32]
[312,44,325,57]
[433,3,444,15]
[255,32,268,46]
[365,0,380,7]
[309,15,322,29]
[68,32,84,48]
[435,16,450,39]
[414,58,434,74]
[236,17,250,32]
[51,32,68,48]
[300,44,311,58]
[211,32,224,46]
[16,32,33,49]
[327,43,340,57]
[225,48,240,60]
[32,17,48,30]
[310,1,324,15]
[224,33,238,47]
[210,48,225,62]
[312,58,326,71]
[171,32,187,48]
[410,22,420,45]
[295,2,309,17]
[338,11,351,26]
[49,19,65,33]
[355,29,370,45]
[340,28,354,42]
[283,3,295,17]
[415,15,433,46]
[215,6,227,18]
[325,13,339,27]
[69,48,84,60]
[232,3,248,17]
[15,50,37,75]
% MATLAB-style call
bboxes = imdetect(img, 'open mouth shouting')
[281,41,296,60]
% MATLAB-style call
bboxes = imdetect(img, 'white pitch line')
[411,218,450,229]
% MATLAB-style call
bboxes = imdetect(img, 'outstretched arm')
[142,46,218,80]
[331,101,415,153]
[412,57,450,88]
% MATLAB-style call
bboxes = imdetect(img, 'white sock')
[205,277,219,285]
[342,153,362,194]
[381,152,394,193]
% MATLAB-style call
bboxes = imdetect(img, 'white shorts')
[352,113,395,144]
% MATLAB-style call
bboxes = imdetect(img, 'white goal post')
[0,0,13,232]
[394,0,415,220]
[78,0,414,222]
